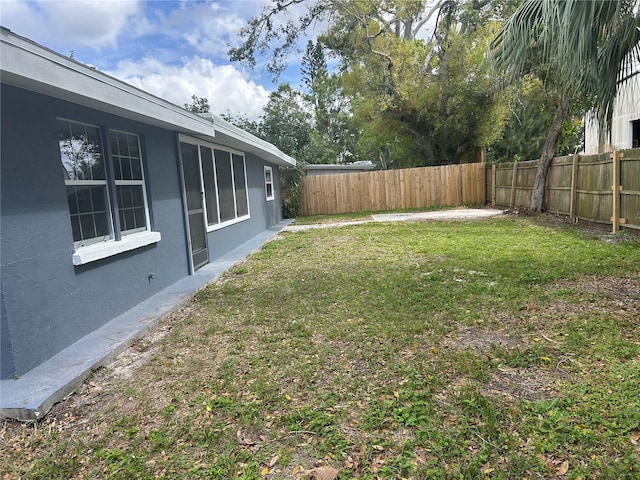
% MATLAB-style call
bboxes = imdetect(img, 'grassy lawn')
[2,216,639,479]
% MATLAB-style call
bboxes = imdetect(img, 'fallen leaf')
[269,455,279,467]
[260,466,269,476]
[557,460,569,476]
[307,466,339,480]
[236,428,257,445]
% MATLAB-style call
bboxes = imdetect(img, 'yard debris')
[307,466,339,480]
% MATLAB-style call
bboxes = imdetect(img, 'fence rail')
[487,149,640,231]
[301,163,486,216]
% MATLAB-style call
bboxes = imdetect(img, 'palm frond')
[491,0,640,133]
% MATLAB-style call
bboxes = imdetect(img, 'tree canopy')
[230,0,519,167]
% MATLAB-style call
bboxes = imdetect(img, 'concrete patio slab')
[282,208,504,232]
[372,208,503,222]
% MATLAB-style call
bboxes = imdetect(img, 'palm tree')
[491,0,640,212]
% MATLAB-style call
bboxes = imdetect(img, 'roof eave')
[0,27,296,167]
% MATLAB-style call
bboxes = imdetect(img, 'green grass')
[2,216,639,479]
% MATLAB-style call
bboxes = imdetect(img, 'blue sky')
[1,0,312,119]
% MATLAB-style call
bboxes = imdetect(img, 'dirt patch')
[443,325,561,402]
[482,367,557,402]
[444,326,523,353]
[109,323,173,380]
[545,275,640,336]
[550,275,640,302]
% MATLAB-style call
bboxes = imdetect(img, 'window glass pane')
[58,120,105,181]
[117,185,147,233]
[266,183,273,199]
[118,185,132,208]
[134,207,146,228]
[214,149,235,222]
[112,157,123,181]
[110,134,120,156]
[70,215,81,242]
[76,186,93,214]
[123,208,135,231]
[120,157,132,180]
[201,147,219,225]
[67,185,110,244]
[128,136,140,158]
[80,214,97,240]
[112,132,139,181]
[91,186,107,212]
[132,185,144,206]
[118,134,129,158]
[94,212,110,237]
[131,157,142,180]
[67,187,79,215]
[233,154,248,217]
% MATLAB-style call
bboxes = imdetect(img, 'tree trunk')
[530,98,569,212]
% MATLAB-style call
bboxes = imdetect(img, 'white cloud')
[107,56,270,119]
[147,1,255,57]
[0,0,44,38]
[0,0,143,49]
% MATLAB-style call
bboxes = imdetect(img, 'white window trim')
[72,231,161,266]
[264,165,274,201]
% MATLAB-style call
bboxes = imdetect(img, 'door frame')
[177,136,209,273]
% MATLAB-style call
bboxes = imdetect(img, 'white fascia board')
[0,27,216,139]
[211,114,297,167]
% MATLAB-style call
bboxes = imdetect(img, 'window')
[58,119,158,264]
[182,139,250,229]
[111,130,149,235]
[264,166,274,201]
[59,120,112,245]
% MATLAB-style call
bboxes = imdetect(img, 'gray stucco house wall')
[0,28,295,382]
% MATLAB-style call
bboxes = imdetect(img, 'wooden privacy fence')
[487,149,640,232]
[301,163,486,216]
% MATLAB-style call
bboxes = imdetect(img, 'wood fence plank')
[569,154,579,222]
[612,151,621,233]
[510,162,518,208]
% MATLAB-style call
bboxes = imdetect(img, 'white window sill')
[72,231,161,266]
[206,215,250,232]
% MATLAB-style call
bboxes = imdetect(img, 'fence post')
[510,161,518,209]
[491,164,496,207]
[569,153,580,222]
[611,150,622,233]
[458,164,463,205]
